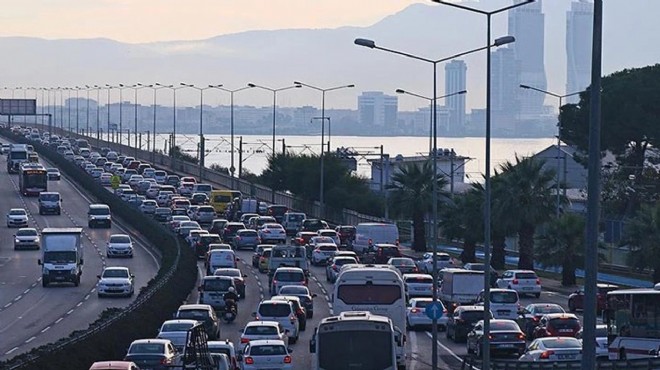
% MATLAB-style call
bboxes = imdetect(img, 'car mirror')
[243,274,248,278]
[97,275,101,279]
[251,312,257,317]
[130,274,135,278]
[312,293,317,298]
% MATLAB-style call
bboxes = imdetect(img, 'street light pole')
[434,2,535,368]
[75,86,81,135]
[85,85,91,136]
[247,82,302,203]
[105,85,115,142]
[146,85,167,162]
[155,83,185,168]
[356,35,514,370]
[294,81,355,219]
[95,85,101,143]
[218,86,254,187]
[520,84,582,217]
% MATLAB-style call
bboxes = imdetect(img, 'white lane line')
[4,303,11,308]
[25,336,36,343]
[40,326,50,333]
[425,331,479,370]
[14,295,21,301]
[76,302,83,307]
[5,347,19,355]
[409,331,418,370]
[66,309,74,315]
[23,289,30,294]
[55,317,63,324]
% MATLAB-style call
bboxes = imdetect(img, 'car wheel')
[446,327,452,339]
[568,299,576,312]
[534,293,541,298]
[42,278,49,287]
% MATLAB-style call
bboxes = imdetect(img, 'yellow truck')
[209,190,242,214]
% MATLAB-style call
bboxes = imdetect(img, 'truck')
[438,268,484,310]
[267,245,309,283]
[37,228,84,287]
[7,144,29,173]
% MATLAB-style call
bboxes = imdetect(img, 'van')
[198,276,236,310]
[282,212,306,236]
[206,249,237,275]
[352,223,399,254]
[210,190,234,214]
[476,288,520,320]
[38,192,62,215]
[269,267,306,296]
[192,183,213,198]
[88,204,112,228]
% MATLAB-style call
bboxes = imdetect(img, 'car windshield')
[406,277,432,284]
[203,279,232,291]
[238,231,258,237]
[541,338,582,349]
[103,269,129,278]
[287,214,305,221]
[491,291,518,303]
[320,231,336,237]
[161,322,195,332]
[43,251,76,263]
[279,286,308,295]
[156,208,172,214]
[245,326,278,335]
[40,194,60,201]
[319,245,337,251]
[491,321,520,331]
[549,318,580,330]
[392,259,414,266]
[413,300,437,309]
[177,309,210,320]
[9,210,26,215]
[89,208,109,215]
[129,343,165,354]
[216,270,240,277]
[515,272,537,279]
[274,272,304,281]
[16,229,37,236]
[460,310,486,321]
[531,305,564,314]
[259,303,291,317]
[334,258,357,266]
[109,235,131,244]
[250,345,287,356]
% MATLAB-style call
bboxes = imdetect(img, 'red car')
[293,231,318,246]
[532,313,581,339]
[567,283,619,312]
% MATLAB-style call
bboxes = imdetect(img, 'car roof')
[131,338,171,345]
[543,313,579,320]
[245,321,280,328]
[178,304,212,311]
[161,319,199,326]
[247,339,286,346]
[403,274,432,279]
[104,266,129,272]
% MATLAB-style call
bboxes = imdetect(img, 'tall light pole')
[434,1,534,368]
[247,82,302,202]
[217,86,254,186]
[66,87,72,133]
[181,83,224,180]
[84,85,92,136]
[356,35,514,370]
[131,83,152,157]
[74,86,81,134]
[294,81,354,219]
[105,85,115,142]
[520,84,582,217]
[145,84,168,162]
[395,88,467,155]
[118,84,136,145]
[155,83,186,168]
[94,85,101,143]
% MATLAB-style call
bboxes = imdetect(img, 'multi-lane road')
[0,143,160,361]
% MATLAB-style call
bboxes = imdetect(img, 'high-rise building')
[358,91,398,127]
[491,47,520,135]
[508,0,547,117]
[566,0,593,103]
[445,59,467,136]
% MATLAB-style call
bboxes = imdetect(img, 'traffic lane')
[0,177,160,359]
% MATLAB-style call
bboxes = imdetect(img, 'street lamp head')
[520,84,531,89]
[347,84,355,88]
[293,81,302,85]
[208,84,223,88]
[494,35,515,46]
[294,83,302,88]
[247,83,256,88]
[458,90,467,95]
[395,89,406,94]
[354,38,376,48]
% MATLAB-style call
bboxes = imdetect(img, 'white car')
[14,227,40,250]
[310,243,338,266]
[158,319,199,352]
[254,300,300,343]
[139,199,158,214]
[406,298,448,330]
[416,252,455,273]
[239,321,289,352]
[186,229,209,247]
[258,223,287,244]
[154,170,168,184]
[97,266,135,297]
[403,273,435,298]
[6,208,29,228]
[577,325,609,359]
[518,337,583,362]
[106,234,134,258]
[316,229,340,245]
[239,339,292,370]
[178,221,202,237]
[496,270,542,298]
[127,174,144,188]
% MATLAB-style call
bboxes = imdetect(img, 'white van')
[475,288,520,320]
[281,212,306,236]
[206,249,237,275]
[352,223,399,254]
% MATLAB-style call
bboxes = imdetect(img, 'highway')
[0,143,161,361]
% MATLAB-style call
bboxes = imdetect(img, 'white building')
[445,60,467,136]
[358,91,398,127]
[566,0,593,104]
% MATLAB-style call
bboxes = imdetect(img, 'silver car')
[195,206,216,224]
[6,208,29,228]
[97,266,135,297]
[233,229,260,250]
[139,199,158,214]
[14,227,40,250]
[106,234,134,258]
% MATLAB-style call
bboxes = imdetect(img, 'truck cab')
[38,192,62,215]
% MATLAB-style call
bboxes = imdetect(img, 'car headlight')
[70,268,77,274]
[15,239,20,243]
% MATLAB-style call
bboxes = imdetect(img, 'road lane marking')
[425,331,479,370]
[40,326,50,333]
[5,347,18,355]
[25,336,36,344]
[55,318,63,324]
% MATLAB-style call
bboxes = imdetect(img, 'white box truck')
[37,228,84,287]
[439,268,484,307]
[352,222,399,254]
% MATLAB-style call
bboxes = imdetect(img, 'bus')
[310,311,398,370]
[19,163,48,196]
[209,189,241,215]
[604,283,660,360]
[332,264,406,369]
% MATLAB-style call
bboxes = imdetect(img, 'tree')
[494,155,557,270]
[622,203,660,282]
[535,213,586,286]
[440,186,484,264]
[387,161,449,252]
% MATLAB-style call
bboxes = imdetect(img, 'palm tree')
[495,155,558,270]
[440,186,484,263]
[387,161,449,252]
[622,203,660,282]
[536,213,586,286]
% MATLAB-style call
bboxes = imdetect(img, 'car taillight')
[488,334,493,340]
[296,308,304,316]
[518,333,526,340]
[284,355,292,364]
[533,316,540,322]
[332,266,339,272]
[264,230,271,234]
[539,350,554,359]
[536,278,541,285]
[240,338,250,343]
[290,315,296,323]
[245,356,254,365]
[512,279,519,284]
[411,308,419,314]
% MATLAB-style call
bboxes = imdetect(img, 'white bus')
[332,264,406,369]
[310,311,398,370]
[605,283,660,360]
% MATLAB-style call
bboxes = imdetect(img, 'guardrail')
[462,356,660,370]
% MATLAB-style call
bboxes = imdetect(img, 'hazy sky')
[1,0,427,43]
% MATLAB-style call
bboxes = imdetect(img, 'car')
[232,229,260,250]
[475,288,520,320]
[387,257,419,274]
[195,205,216,224]
[209,218,229,236]
[249,216,277,230]
[252,245,275,268]
[186,229,210,248]
[198,275,237,311]
[136,180,153,195]
[14,227,40,250]
[178,182,194,197]
[576,324,609,359]
[239,321,289,352]
[120,189,137,202]
[516,303,566,337]
[270,295,307,331]
[310,243,338,266]
[139,199,158,214]
[335,225,356,246]
[146,185,162,199]
[496,270,542,298]
[88,361,140,370]
[373,244,402,264]
[99,172,113,186]
[142,167,156,178]
[305,236,336,258]
[106,234,134,258]
[157,319,199,352]
[46,167,61,180]
[124,339,180,370]
[157,191,174,207]
[316,229,340,245]
[466,319,526,358]
[269,267,306,296]
[165,175,180,187]
[213,268,248,298]
[253,300,300,344]
[169,215,191,233]
[207,340,239,370]
[265,205,288,223]
[195,233,223,259]
[416,252,455,274]
[567,283,619,313]
[173,304,220,340]
[115,184,131,195]
[153,207,173,223]
[122,169,138,183]
[446,305,493,342]
[532,313,581,339]
[518,337,583,362]
[237,339,292,370]
[403,273,435,298]
[153,170,168,184]
[406,297,448,331]
[6,208,29,228]
[292,231,317,247]
[463,263,499,287]
[223,222,247,243]
[97,266,135,297]
[325,256,358,283]
[191,192,210,205]
[300,218,328,232]
[178,221,202,238]
[258,223,287,244]
[277,285,316,318]
[258,248,272,273]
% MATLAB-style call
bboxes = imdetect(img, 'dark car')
[124,339,179,370]
[467,319,526,357]
[173,304,220,340]
[277,285,317,318]
[446,305,493,343]
[517,303,566,337]
[154,207,173,222]
[209,218,228,236]
[195,234,222,259]
[266,205,289,224]
[532,313,581,340]
[568,283,619,313]
[387,257,418,274]
[165,175,180,187]
[222,222,246,243]
[191,192,210,205]
[301,219,329,233]
[335,225,356,247]
[293,231,318,247]
[374,244,402,264]
[232,229,260,250]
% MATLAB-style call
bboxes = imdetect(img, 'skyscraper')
[491,47,520,135]
[357,91,398,127]
[445,59,467,136]
[508,0,547,117]
[566,0,593,103]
